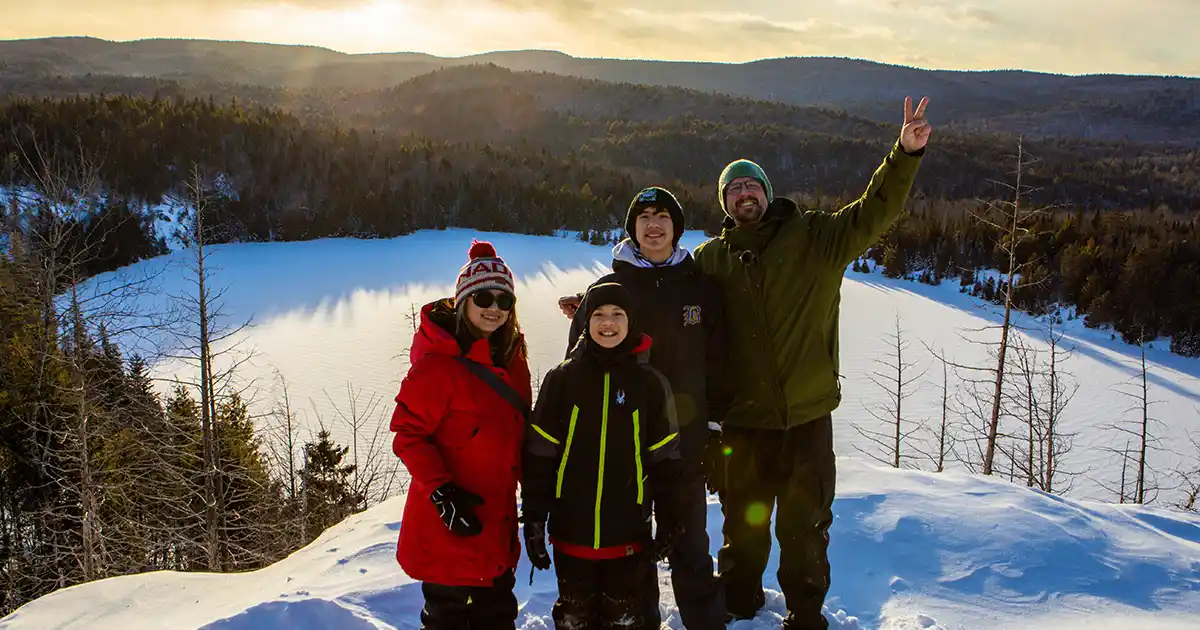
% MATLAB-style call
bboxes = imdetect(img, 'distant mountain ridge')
[2,36,1198,145]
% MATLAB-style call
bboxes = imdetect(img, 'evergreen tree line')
[1,94,1198,356]
[853,196,1200,356]
[0,206,369,615]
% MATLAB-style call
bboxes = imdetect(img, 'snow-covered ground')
[5,227,1200,629]
[75,228,1200,507]
[3,458,1197,630]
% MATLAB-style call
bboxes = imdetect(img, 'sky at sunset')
[1,0,1195,76]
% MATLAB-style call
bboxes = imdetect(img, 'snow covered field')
[3,458,1197,630]
[81,228,1200,506]
[4,227,1200,629]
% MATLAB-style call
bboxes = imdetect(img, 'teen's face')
[588,304,628,348]
[634,207,674,255]
[724,176,768,224]
[464,289,512,335]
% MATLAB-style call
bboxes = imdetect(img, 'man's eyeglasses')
[472,290,515,311]
[726,181,763,196]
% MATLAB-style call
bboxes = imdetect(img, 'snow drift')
[3,458,1197,630]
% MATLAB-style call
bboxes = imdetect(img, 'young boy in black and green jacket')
[521,282,683,629]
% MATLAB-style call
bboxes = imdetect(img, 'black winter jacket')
[524,334,682,554]
[567,252,728,464]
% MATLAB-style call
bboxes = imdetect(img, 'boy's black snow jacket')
[566,248,728,464]
[524,333,683,556]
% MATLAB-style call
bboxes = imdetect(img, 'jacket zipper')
[740,256,790,427]
[632,409,644,505]
[555,406,580,498]
[594,372,611,549]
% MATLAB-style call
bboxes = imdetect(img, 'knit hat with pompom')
[455,239,515,305]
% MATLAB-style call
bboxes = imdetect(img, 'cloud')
[945,6,1002,26]
[0,0,1196,76]
[124,0,373,6]
[608,9,892,45]
[732,17,842,37]
[487,0,599,17]
[876,0,1001,27]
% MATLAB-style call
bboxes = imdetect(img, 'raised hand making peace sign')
[900,96,932,153]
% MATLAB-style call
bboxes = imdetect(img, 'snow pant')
[420,569,518,630]
[717,415,836,630]
[661,426,727,629]
[551,549,659,629]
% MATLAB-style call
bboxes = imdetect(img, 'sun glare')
[233,0,418,53]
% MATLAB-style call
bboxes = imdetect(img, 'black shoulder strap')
[453,356,531,419]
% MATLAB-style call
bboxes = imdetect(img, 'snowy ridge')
[2,458,1197,629]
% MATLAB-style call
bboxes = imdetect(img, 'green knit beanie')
[718,159,774,215]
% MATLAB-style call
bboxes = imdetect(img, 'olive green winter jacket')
[693,140,923,430]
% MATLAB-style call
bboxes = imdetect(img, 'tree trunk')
[1027,369,1035,488]
[938,353,948,473]
[983,141,1025,476]
[71,285,97,582]
[1137,333,1148,504]
[1120,439,1131,504]
[893,329,902,469]
[1046,323,1058,493]
[195,181,220,572]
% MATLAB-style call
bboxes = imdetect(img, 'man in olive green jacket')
[695,97,931,629]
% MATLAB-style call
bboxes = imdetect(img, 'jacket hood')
[611,238,691,269]
[568,331,653,363]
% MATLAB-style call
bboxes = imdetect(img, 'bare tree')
[969,139,1056,475]
[265,370,303,503]
[1116,439,1135,504]
[1171,427,1200,513]
[934,140,1058,479]
[317,382,403,508]
[1100,331,1165,505]
[941,329,1009,474]
[853,313,928,468]
[158,164,258,570]
[1,130,177,609]
[1040,317,1079,494]
[914,345,956,473]
[262,369,307,546]
[1004,324,1080,494]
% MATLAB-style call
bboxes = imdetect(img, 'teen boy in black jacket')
[560,187,728,628]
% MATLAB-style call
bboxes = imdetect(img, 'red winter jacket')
[390,299,532,587]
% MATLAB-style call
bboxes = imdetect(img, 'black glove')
[430,483,483,536]
[702,427,726,495]
[522,516,552,571]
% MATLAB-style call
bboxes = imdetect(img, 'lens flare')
[745,502,769,527]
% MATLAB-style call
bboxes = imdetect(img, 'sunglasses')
[471,290,515,311]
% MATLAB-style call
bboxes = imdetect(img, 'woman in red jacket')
[390,240,532,629]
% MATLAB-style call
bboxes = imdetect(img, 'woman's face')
[464,289,513,336]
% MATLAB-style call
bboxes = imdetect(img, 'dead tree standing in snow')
[1100,331,1164,505]
[914,345,957,472]
[853,313,928,468]
[1004,319,1080,494]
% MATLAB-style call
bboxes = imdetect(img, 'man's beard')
[733,198,763,220]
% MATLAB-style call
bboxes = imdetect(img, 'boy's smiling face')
[589,304,628,349]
